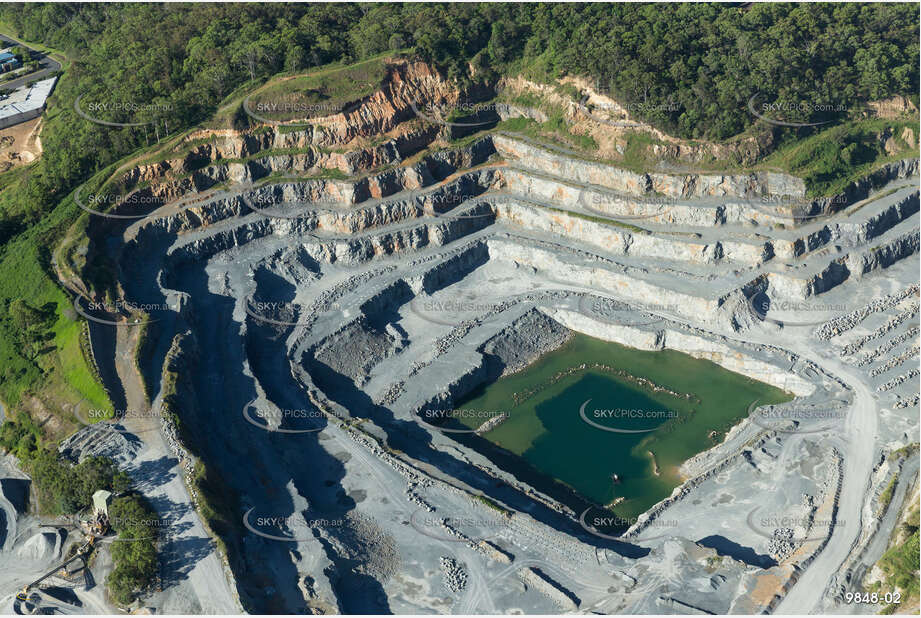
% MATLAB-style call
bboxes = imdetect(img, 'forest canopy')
[3,4,917,157]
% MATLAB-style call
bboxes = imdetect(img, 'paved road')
[0,33,61,91]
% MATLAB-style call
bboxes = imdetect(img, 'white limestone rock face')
[493,199,742,265]
[543,308,813,396]
[494,134,806,199]
[486,239,722,324]
[545,308,663,351]
[662,329,814,396]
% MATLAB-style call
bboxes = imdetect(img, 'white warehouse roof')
[0,76,57,121]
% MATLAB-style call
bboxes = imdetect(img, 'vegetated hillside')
[0,4,916,215]
[0,2,916,423]
[873,489,920,614]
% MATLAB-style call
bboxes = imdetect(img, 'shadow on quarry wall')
[697,534,777,569]
[118,222,185,402]
[160,262,393,613]
[0,477,30,513]
[103,244,364,612]
[253,266,300,306]
[419,242,491,295]
[244,308,392,614]
[83,308,128,413]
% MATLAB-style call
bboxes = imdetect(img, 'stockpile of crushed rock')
[440,556,468,592]
[319,511,401,583]
[58,422,142,465]
[814,285,917,341]
[480,307,573,375]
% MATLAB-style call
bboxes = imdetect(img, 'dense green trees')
[7,299,55,360]
[2,3,915,153]
[0,3,912,211]
[24,450,131,515]
[107,494,159,606]
[1,413,131,514]
[0,410,41,460]
[3,440,131,515]
[0,417,155,604]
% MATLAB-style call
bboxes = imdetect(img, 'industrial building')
[0,51,21,72]
[0,76,56,129]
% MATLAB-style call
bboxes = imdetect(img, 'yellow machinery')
[16,542,91,602]
[16,490,111,602]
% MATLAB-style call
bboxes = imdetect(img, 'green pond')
[454,333,793,521]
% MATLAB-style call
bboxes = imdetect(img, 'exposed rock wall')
[767,228,920,300]
[479,308,573,376]
[501,167,774,228]
[546,308,813,396]
[418,242,491,294]
[846,230,921,278]
[492,196,763,266]
[486,238,722,324]
[494,134,806,199]
[814,158,920,215]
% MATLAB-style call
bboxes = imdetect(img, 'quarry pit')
[1,59,918,615]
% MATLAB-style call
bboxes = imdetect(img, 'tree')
[235,43,266,82]
[107,495,159,605]
[8,299,52,359]
[388,34,406,52]
[284,44,308,73]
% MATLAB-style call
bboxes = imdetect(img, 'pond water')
[453,333,793,522]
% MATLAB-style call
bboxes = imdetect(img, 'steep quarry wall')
[183,60,459,151]
[125,163,501,267]
[485,238,723,324]
[271,60,461,146]
[494,134,806,200]
[112,129,496,219]
[814,158,920,214]
[417,241,491,294]
[500,167,784,228]
[491,196,766,266]
[160,212,492,274]
[545,308,814,396]
[766,228,920,300]
[111,59,481,204]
